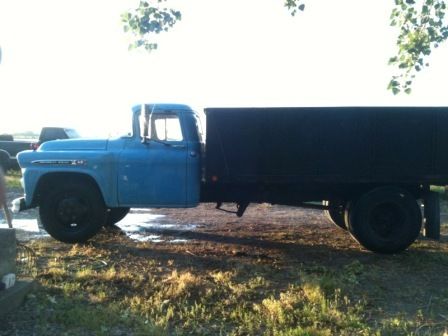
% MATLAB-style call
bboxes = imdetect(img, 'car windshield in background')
[65,129,80,139]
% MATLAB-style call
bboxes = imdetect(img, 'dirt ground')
[5,186,355,250]
[4,186,447,270]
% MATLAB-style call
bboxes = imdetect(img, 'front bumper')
[11,197,29,213]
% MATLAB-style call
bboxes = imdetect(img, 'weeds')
[11,235,446,336]
[4,170,21,189]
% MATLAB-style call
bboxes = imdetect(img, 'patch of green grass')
[32,292,165,336]
[5,170,22,189]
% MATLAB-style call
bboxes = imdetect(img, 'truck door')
[117,111,196,207]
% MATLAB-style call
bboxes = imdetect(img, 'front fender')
[20,151,118,208]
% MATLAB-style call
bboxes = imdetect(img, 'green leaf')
[388,79,400,90]
[388,56,398,64]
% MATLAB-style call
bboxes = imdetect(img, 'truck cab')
[14,104,202,243]
[119,104,202,207]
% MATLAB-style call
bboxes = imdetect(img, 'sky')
[0,0,448,137]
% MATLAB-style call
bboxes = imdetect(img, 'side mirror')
[140,105,150,144]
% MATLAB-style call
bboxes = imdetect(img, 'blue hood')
[39,138,109,151]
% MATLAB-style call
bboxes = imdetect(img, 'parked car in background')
[0,127,80,171]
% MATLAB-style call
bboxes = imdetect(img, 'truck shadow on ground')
[95,224,414,270]
[105,205,448,265]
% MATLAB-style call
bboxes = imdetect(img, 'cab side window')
[152,114,183,142]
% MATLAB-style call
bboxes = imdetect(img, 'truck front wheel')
[347,187,422,254]
[39,182,107,243]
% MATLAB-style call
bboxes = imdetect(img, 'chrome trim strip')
[31,159,87,166]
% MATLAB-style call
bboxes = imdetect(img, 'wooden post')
[0,229,16,278]
[0,168,12,228]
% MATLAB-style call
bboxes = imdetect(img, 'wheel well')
[345,184,425,204]
[33,172,104,206]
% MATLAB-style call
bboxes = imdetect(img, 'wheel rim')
[369,203,405,238]
[56,196,89,229]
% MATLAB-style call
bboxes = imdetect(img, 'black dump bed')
[205,107,448,186]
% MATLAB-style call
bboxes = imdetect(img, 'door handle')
[170,144,186,149]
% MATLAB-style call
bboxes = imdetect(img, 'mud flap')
[423,191,440,240]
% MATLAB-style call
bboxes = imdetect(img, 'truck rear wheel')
[39,182,107,243]
[323,200,347,230]
[347,187,422,254]
[105,207,130,227]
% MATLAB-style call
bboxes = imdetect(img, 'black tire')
[347,187,422,254]
[423,191,440,240]
[323,200,347,230]
[105,207,130,227]
[39,181,107,243]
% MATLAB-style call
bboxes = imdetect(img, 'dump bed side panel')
[371,108,435,176]
[205,107,369,182]
[205,107,446,187]
[435,110,448,176]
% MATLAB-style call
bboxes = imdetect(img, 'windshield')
[65,128,81,139]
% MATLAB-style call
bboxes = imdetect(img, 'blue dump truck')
[12,104,445,253]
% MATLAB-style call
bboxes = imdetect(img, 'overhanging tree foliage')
[122,0,448,94]
[388,0,448,94]
[122,0,181,51]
